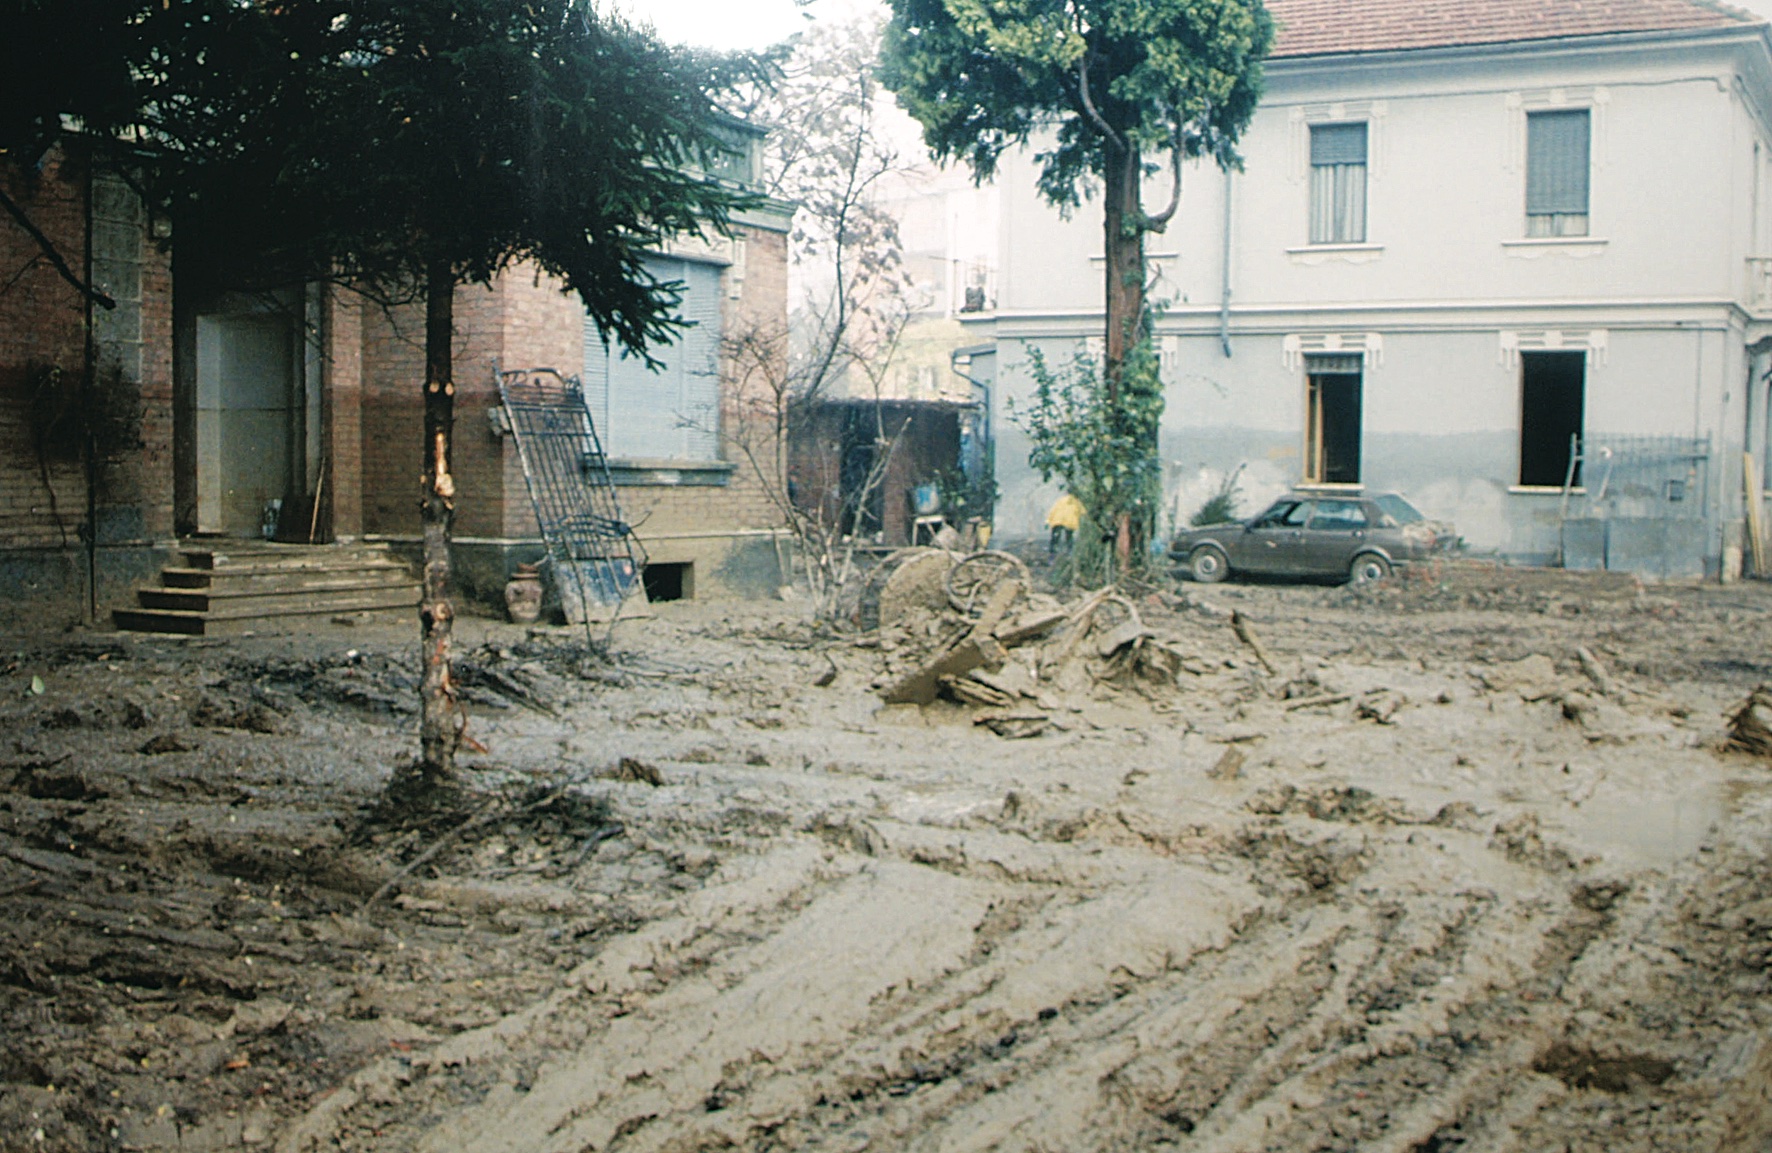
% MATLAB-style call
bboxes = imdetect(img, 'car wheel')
[1189,544,1230,583]
[1348,553,1392,586]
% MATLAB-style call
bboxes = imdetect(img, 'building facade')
[967,0,1772,579]
[0,128,793,629]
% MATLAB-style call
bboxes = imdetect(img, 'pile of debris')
[1728,685,1772,758]
[856,548,1211,738]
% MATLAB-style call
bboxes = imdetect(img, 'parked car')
[1171,492,1456,585]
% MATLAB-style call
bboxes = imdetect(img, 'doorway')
[192,294,306,536]
[1304,355,1363,485]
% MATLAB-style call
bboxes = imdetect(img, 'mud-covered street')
[4,565,1772,1152]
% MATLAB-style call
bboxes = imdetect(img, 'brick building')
[0,131,793,629]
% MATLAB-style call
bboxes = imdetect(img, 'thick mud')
[3,565,1772,1152]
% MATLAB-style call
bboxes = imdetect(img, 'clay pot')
[504,563,543,624]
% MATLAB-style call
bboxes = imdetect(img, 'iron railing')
[496,366,645,637]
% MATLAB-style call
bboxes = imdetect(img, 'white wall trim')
[1499,328,1610,367]
[1283,331,1385,371]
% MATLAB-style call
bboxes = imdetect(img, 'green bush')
[1013,338,1164,586]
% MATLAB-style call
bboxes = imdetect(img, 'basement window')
[642,562,691,602]
[1304,354,1363,485]
[1519,351,1585,488]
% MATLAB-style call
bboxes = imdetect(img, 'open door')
[194,300,303,536]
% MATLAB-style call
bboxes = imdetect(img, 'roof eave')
[1268,20,1772,71]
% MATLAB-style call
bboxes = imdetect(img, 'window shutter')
[1527,110,1590,216]
[679,259,722,461]
[581,312,610,447]
[581,255,723,461]
[1310,122,1366,167]
[1309,124,1368,244]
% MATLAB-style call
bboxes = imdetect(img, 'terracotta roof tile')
[1268,0,1761,59]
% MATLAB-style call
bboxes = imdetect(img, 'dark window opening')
[642,562,691,602]
[1519,351,1585,487]
[1305,359,1363,484]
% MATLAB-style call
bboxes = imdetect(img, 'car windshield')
[1252,500,1311,528]
[1374,494,1425,525]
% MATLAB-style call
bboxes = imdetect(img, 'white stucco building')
[965,0,1772,578]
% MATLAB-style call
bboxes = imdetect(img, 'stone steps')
[114,543,420,635]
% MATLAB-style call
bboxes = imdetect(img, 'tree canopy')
[4,0,754,353]
[879,0,1272,217]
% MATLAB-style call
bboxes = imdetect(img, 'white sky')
[617,0,883,51]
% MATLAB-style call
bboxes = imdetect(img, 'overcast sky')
[622,0,1772,52]
[618,0,881,51]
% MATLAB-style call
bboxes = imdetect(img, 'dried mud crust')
[0,571,1769,1151]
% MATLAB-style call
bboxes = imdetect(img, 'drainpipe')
[1219,166,1234,359]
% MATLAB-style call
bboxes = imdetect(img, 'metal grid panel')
[496,367,644,618]
[1564,434,1712,518]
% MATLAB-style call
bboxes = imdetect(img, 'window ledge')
[1296,482,1366,491]
[1501,238,1608,258]
[1509,485,1584,495]
[1286,243,1384,266]
[604,458,734,487]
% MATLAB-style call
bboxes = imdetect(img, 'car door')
[1299,499,1371,574]
[1236,499,1312,573]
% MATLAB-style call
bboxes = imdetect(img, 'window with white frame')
[1526,109,1590,237]
[582,255,722,461]
[1309,122,1367,244]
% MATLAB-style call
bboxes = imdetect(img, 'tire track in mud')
[277,771,1754,1153]
[311,821,1265,1152]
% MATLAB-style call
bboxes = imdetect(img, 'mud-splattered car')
[1171,491,1456,585]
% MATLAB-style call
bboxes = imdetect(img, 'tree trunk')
[1101,143,1147,570]
[418,257,461,781]
[1101,142,1147,405]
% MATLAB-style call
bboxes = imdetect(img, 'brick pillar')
[324,286,365,538]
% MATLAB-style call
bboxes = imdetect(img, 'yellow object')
[1045,493,1084,532]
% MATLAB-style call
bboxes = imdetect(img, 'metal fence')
[1560,434,1711,519]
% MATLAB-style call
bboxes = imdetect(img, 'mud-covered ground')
[3,563,1772,1152]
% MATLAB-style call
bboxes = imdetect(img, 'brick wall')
[357,291,425,536]
[322,288,365,537]
[358,269,588,540]
[352,217,793,599]
[0,151,94,552]
[0,146,170,625]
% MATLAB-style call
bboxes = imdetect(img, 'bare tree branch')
[0,184,117,310]
[1141,109,1187,232]
[1076,52,1126,154]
